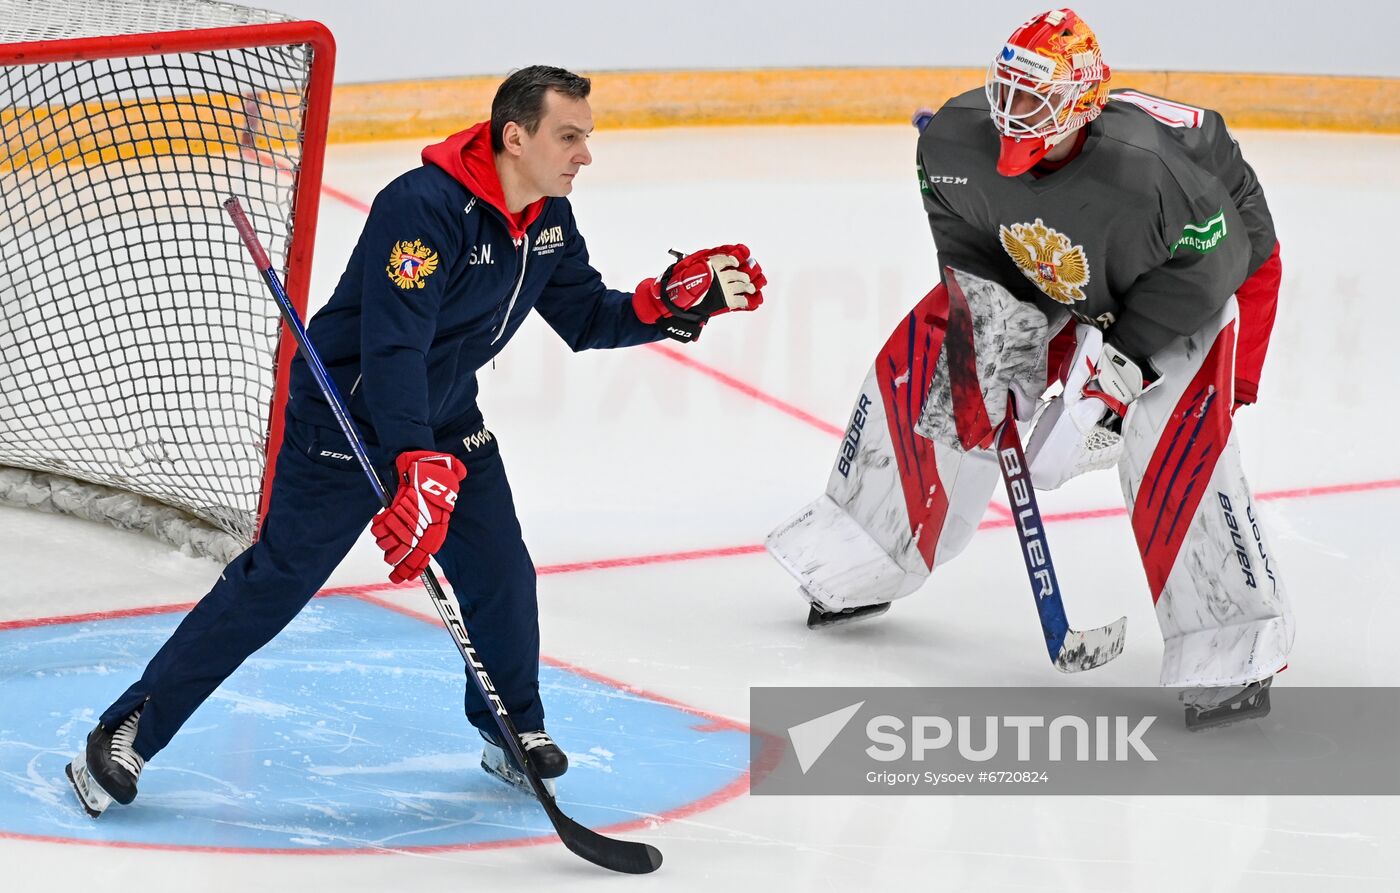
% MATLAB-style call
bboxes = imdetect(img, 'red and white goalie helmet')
[985,8,1111,176]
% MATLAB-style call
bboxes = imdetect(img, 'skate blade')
[481,753,557,799]
[66,755,112,818]
[1185,689,1272,732]
[806,601,891,630]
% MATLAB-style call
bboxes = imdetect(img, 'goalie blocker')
[766,269,1292,690]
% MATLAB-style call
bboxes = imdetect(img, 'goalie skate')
[1182,677,1272,732]
[806,598,891,629]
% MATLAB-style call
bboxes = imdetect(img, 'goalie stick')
[223,197,662,875]
[941,269,1127,672]
[994,408,1128,671]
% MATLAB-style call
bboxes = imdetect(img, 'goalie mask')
[985,8,1111,176]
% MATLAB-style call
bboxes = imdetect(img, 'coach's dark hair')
[491,66,591,153]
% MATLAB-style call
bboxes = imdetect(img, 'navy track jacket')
[286,122,663,458]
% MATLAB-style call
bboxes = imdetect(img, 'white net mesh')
[0,0,291,44]
[0,1,321,559]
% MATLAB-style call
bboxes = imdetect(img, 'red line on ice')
[7,477,1396,634]
[643,342,844,437]
[977,476,1400,530]
[320,182,371,214]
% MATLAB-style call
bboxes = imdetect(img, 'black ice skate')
[1182,677,1272,732]
[801,586,891,629]
[66,707,145,817]
[480,728,568,797]
[806,602,891,629]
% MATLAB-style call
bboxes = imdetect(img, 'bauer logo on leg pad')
[1218,493,1257,589]
[837,394,872,478]
[1246,504,1277,592]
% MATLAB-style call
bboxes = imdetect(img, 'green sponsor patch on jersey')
[1171,210,1228,254]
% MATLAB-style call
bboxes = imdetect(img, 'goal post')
[0,1,334,561]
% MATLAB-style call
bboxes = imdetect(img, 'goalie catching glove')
[1026,326,1152,490]
[370,450,468,583]
[633,244,766,342]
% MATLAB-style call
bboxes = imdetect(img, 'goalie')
[767,8,1291,730]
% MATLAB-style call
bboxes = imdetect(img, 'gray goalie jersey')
[917,88,1276,363]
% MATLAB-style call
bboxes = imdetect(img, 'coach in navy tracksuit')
[74,66,766,812]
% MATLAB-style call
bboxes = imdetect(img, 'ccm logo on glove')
[420,477,457,503]
[371,450,467,583]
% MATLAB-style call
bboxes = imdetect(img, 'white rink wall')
[253,0,1399,83]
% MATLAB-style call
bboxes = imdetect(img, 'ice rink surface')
[2,122,1398,890]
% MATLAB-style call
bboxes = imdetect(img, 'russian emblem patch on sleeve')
[387,239,440,289]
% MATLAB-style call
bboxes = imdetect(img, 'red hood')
[422,122,545,239]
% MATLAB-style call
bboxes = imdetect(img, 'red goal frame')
[0,21,336,542]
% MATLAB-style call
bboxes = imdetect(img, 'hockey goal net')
[0,0,333,561]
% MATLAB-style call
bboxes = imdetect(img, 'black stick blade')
[546,801,663,874]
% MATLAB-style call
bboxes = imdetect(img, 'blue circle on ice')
[0,596,748,851]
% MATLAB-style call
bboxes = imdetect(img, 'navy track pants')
[99,414,541,761]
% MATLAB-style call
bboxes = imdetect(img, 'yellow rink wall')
[326,67,1400,142]
[0,92,303,176]
[7,67,1390,174]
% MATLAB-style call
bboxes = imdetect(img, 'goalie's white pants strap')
[1117,297,1293,687]
[765,271,1047,610]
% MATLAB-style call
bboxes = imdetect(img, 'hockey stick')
[223,198,662,874]
[942,270,1126,672]
[993,410,1127,671]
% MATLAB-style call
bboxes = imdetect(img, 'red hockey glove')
[632,244,766,342]
[370,450,467,584]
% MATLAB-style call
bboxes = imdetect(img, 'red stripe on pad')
[875,286,951,569]
[1129,325,1236,599]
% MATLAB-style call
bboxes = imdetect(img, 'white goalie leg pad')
[1150,441,1292,687]
[1116,298,1293,687]
[1024,324,1126,490]
[766,271,1044,611]
[767,494,934,611]
[764,361,1002,612]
